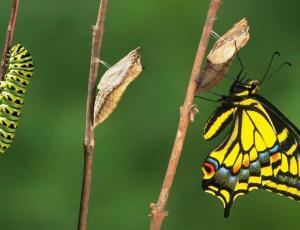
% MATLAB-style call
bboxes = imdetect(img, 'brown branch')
[149,0,222,229]
[77,0,109,230]
[0,0,19,81]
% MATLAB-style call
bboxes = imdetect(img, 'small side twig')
[78,1,109,230]
[149,0,222,229]
[0,0,20,81]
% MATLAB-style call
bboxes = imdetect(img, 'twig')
[0,0,19,81]
[149,0,222,229]
[77,1,109,230]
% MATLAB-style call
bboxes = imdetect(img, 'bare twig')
[78,1,109,230]
[0,0,19,81]
[149,1,222,229]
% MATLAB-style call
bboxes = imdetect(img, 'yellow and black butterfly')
[201,58,300,217]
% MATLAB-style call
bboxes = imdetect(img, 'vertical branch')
[0,0,20,81]
[78,1,109,230]
[149,0,222,229]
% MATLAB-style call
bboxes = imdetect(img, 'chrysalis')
[196,18,249,93]
[94,48,142,127]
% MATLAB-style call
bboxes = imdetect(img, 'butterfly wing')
[254,95,300,199]
[203,103,235,140]
[202,97,281,217]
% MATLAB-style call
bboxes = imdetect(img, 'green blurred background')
[0,0,299,229]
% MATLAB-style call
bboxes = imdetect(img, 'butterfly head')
[229,79,260,97]
[202,157,235,217]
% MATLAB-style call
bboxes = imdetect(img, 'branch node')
[84,137,95,150]
[149,203,168,218]
[93,57,99,65]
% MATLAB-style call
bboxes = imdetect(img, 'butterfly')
[201,55,300,217]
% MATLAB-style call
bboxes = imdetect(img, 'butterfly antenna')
[260,51,281,84]
[194,95,219,103]
[265,61,292,81]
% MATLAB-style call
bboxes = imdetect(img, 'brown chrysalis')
[94,48,142,127]
[196,18,250,93]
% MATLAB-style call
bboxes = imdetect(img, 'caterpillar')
[0,44,33,153]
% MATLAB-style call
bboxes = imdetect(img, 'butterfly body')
[202,78,300,217]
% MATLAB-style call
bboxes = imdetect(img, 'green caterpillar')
[0,44,33,153]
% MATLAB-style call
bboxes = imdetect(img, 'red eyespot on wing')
[202,162,215,179]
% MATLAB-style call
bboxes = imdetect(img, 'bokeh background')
[0,0,299,229]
